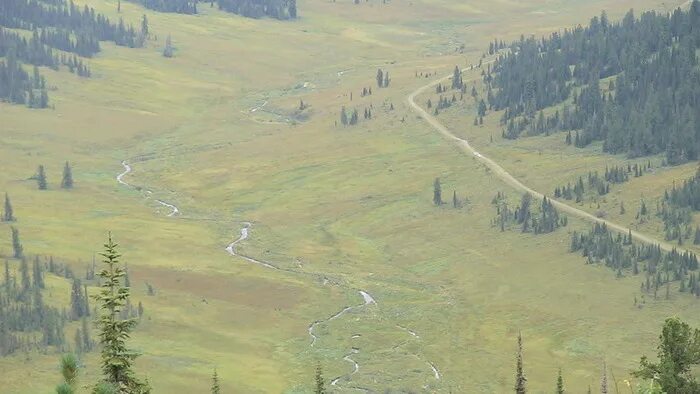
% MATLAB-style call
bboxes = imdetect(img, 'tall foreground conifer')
[93,234,149,393]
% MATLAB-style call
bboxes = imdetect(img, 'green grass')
[0,0,696,392]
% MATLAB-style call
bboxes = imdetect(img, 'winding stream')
[117,161,437,389]
[117,161,180,217]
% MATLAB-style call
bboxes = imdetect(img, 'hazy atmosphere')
[2,0,700,392]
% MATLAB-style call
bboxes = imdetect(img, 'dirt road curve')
[407,66,682,253]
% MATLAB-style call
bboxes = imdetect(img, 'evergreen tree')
[376,69,383,88]
[11,227,23,259]
[433,178,442,206]
[314,363,325,394]
[601,362,608,394]
[36,165,47,190]
[211,369,220,394]
[19,257,30,293]
[32,256,44,289]
[163,35,174,58]
[81,316,92,352]
[452,66,462,89]
[515,332,526,394]
[57,353,79,393]
[70,278,86,320]
[453,190,459,208]
[61,162,73,189]
[141,15,149,38]
[340,107,348,126]
[93,234,149,393]
[556,369,564,394]
[3,193,15,222]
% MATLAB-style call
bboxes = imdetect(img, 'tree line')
[128,0,297,20]
[492,191,567,234]
[0,0,145,107]
[570,222,700,300]
[488,2,700,165]
[552,163,650,202]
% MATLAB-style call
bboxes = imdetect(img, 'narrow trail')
[407,64,685,253]
[117,161,180,217]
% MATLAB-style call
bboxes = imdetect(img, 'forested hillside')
[127,0,297,20]
[488,1,700,165]
[0,0,143,107]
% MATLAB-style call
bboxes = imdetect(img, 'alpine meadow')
[3,0,700,393]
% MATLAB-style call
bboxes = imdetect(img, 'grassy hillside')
[0,0,696,392]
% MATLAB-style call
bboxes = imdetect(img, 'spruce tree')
[93,234,149,393]
[452,66,462,89]
[32,256,44,289]
[37,165,47,190]
[3,193,15,222]
[11,227,23,259]
[59,353,79,392]
[453,190,459,208]
[340,107,348,126]
[81,316,92,352]
[515,332,526,394]
[556,368,564,394]
[211,369,220,394]
[70,279,85,320]
[61,162,74,189]
[600,362,608,394]
[19,257,30,293]
[163,35,174,58]
[314,363,325,394]
[433,178,442,206]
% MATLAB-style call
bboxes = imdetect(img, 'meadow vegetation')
[1,0,699,392]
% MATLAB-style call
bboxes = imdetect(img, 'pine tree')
[620,201,625,215]
[340,107,348,126]
[515,332,526,393]
[141,15,149,38]
[61,162,74,189]
[93,234,149,393]
[32,256,44,289]
[376,69,383,88]
[452,66,462,89]
[211,369,220,394]
[60,353,79,391]
[314,363,325,394]
[600,362,608,394]
[70,279,85,320]
[453,190,459,208]
[11,227,23,259]
[433,178,442,206]
[81,316,92,352]
[3,193,15,222]
[163,35,174,58]
[556,368,564,394]
[36,165,47,190]
[19,257,30,293]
